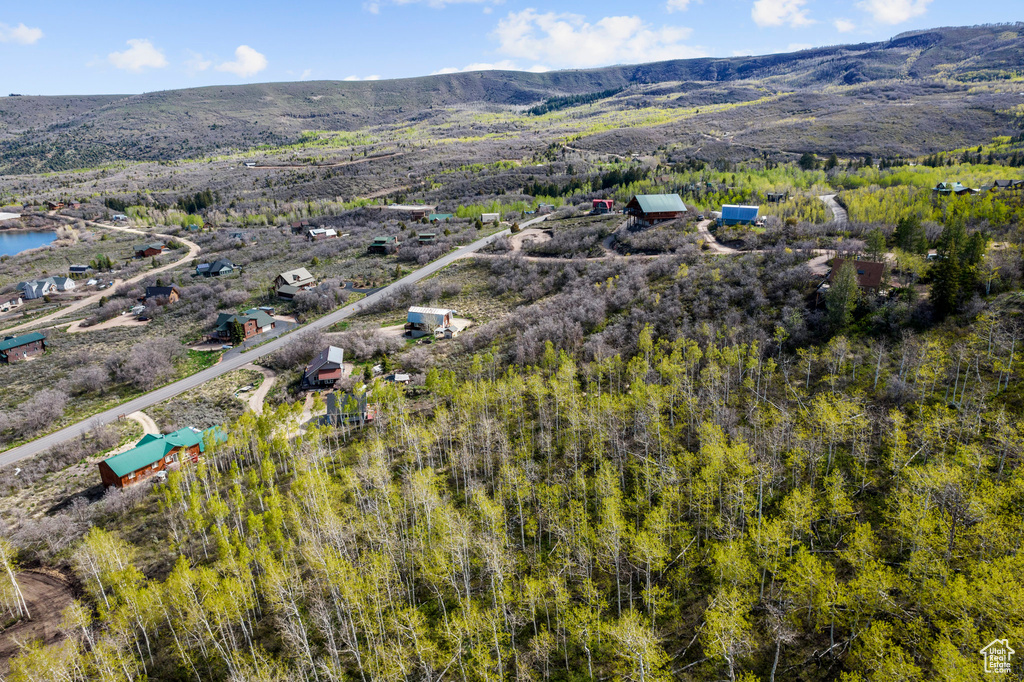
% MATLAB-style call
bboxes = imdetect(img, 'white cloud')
[856,0,932,24]
[0,22,43,45]
[184,50,212,74]
[433,60,550,75]
[343,74,381,81]
[493,9,703,69]
[833,18,856,32]
[300,69,313,80]
[751,0,814,28]
[787,43,813,51]
[108,39,168,72]
[216,45,268,78]
[665,0,692,12]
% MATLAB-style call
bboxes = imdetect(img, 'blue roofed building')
[719,205,760,226]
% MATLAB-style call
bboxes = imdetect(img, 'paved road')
[0,219,201,335]
[819,194,848,225]
[0,217,539,466]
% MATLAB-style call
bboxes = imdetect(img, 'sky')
[0,1,1019,95]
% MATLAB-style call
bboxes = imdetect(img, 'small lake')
[0,230,57,257]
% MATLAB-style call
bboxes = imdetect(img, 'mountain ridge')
[1,23,1022,173]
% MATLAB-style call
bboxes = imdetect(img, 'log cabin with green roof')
[99,427,224,488]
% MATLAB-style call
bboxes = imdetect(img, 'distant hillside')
[1,23,1022,174]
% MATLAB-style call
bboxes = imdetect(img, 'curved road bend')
[0,217,542,467]
[0,220,202,335]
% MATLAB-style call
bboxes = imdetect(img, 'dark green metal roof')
[103,427,225,477]
[629,194,686,214]
[0,333,45,352]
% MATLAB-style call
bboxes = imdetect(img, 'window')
[128,472,135,478]
[152,463,159,469]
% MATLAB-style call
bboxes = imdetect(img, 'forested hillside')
[4,254,1023,680]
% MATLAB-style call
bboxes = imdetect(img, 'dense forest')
[3,248,1023,680]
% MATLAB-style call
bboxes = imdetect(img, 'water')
[0,231,57,257]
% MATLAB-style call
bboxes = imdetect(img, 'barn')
[623,194,686,227]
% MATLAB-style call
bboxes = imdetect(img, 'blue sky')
[0,1,1019,95]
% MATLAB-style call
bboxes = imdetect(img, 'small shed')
[417,232,437,245]
[480,212,500,223]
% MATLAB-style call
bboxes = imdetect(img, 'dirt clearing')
[0,569,77,674]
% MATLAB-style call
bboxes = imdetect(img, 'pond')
[0,230,57,257]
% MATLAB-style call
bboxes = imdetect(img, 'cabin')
[134,243,167,258]
[0,333,46,363]
[817,258,887,304]
[275,268,316,299]
[383,204,435,220]
[69,264,91,276]
[592,199,614,214]
[417,232,437,245]
[368,236,399,255]
[46,201,65,211]
[302,346,345,388]
[143,285,180,304]
[196,259,235,277]
[307,227,338,241]
[765,192,789,203]
[623,194,687,227]
[719,205,760,227]
[326,392,377,426]
[212,308,276,343]
[406,306,454,334]
[932,182,979,196]
[98,427,224,488]
[427,213,453,223]
[0,296,23,313]
[480,212,500,223]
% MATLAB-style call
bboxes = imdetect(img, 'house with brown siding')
[98,427,225,488]
[0,333,46,363]
[212,308,276,343]
[302,346,345,388]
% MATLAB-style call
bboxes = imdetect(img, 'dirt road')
[245,152,402,170]
[127,411,159,436]
[244,365,277,415]
[0,219,200,335]
[0,570,76,674]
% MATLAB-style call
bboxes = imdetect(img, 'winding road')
[0,216,544,466]
[0,220,201,335]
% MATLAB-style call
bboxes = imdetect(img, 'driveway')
[819,194,848,225]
